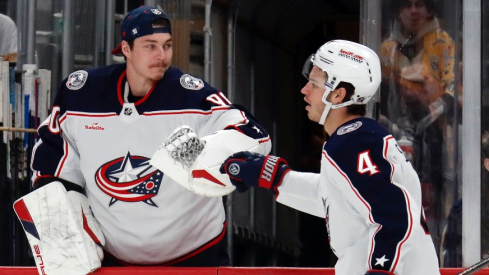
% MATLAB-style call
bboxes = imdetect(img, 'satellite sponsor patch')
[66,70,88,90]
[180,74,204,90]
[337,121,362,135]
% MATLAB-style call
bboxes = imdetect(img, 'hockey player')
[220,40,440,274]
[14,5,271,274]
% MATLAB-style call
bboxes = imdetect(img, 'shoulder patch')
[337,121,362,135]
[66,70,88,90]
[180,74,204,90]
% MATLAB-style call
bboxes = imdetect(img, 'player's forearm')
[276,171,325,218]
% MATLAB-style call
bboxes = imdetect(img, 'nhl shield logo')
[66,70,88,90]
[180,74,204,90]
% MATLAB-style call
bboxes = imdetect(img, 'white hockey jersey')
[276,117,439,275]
[30,64,271,265]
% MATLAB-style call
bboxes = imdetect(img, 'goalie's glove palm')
[220,151,291,195]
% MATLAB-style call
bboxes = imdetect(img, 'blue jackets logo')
[95,152,163,207]
[66,70,88,90]
[180,74,204,90]
[337,121,362,135]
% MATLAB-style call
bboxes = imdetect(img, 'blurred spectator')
[0,13,17,62]
[379,0,457,247]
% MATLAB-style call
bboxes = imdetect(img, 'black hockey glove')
[365,270,394,275]
[220,151,291,195]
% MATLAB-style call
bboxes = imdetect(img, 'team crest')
[180,74,204,90]
[95,152,164,207]
[337,121,362,135]
[228,163,240,176]
[151,9,162,15]
[66,70,88,90]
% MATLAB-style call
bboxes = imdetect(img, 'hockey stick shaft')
[458,257,489,275]
[0,127,37,133]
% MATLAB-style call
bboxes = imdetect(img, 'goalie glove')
[13,181,105,275]
[150,126,262,197]
[219,151,291,196]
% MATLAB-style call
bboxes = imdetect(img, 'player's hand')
[219,151,291,195]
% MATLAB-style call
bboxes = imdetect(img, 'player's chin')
[148,71,165,81]
[307,112,319,123]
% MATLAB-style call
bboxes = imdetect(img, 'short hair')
[322,70,367,117]
[483,131,489,159]
[337,82,367,116]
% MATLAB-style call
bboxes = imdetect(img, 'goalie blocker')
[13,181,105,275]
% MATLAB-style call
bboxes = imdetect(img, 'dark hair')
[337,82,367,116]
[483,131,489,159]
[127,39,134,50]
[392,0,436,20]
[153,17,171,29]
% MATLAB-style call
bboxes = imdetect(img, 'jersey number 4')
[357,150,379,176]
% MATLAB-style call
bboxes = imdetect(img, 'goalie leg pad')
[13,181,105,275]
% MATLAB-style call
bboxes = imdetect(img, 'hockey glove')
[219,151,291,195]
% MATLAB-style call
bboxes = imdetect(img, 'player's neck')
[125,69,157,97]
[323,110,361,136]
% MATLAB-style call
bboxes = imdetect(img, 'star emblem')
[375,255,390,267]
[109,152,150,183]
[96,152,163,207]
[252,125,262,134]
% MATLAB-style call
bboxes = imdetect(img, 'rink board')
[1,267,489,274]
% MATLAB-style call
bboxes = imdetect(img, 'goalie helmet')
[302,40,381,124]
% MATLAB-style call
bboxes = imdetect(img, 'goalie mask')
[302,40,381,125]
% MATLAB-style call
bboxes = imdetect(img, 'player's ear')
[332,87,347,104]
[121,41,131,57]
[484,158,489,172]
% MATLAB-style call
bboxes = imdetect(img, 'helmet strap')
[331,99,354,109]
[318,101,332,125]
[318,87,333,125]
[318,90,354,125]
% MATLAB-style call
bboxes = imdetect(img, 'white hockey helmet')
[302,40,381,124]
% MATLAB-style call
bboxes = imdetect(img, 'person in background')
[379,0,457,249]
